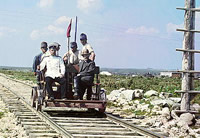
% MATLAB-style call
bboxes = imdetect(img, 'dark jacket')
[79,59,95,85]
[32,53,43,72]
[79,59,95,76]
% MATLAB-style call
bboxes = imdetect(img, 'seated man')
[39,43,67,101]
[74,49,95,100]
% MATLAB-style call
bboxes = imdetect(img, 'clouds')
[0,27,17,38]
[54,16,71,26]
[125,26,159,35]
[77,0,103,13]
[166,23,183,34]
[37,0,54,8]
[30,16,71,40]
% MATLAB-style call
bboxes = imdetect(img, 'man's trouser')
[74,76,93,100]
[36,71,42,89]
[45,77,67,99]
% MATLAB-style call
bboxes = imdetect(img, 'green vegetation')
[1,69,200,104]
[100,75,183,96]
[0,69,36,83]
[0,112,4,119]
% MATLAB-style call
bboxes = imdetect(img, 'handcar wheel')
[99,108,106,113]
[31,88,37,107]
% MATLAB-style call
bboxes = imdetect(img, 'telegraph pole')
[175,0,200,112]
[181,0,195,111]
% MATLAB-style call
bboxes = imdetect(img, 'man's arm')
[32,55,38,75]
[90,52,95,61]
[39,57,47,71]
[60,58,66,78]
[63,52,69,61]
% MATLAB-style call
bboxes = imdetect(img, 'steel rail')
[106,112,165,138]
[0,73,166,138]
[0,83,73,138]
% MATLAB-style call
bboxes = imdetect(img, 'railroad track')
[0,73,166,138]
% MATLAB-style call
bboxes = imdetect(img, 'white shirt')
[63,49,81,65]
[80,43,94,60]
[40,55,65,79]
[82,43,94,53]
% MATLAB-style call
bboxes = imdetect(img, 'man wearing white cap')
[39,43,67,101]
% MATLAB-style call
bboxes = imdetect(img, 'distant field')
[101,68,166,75]
[0,66,31,72]
[0,66,166,75]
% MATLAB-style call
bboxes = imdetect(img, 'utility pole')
[175,0,200,112]
[181,0,195,111]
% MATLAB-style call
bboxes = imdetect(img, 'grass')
[0,69,36,83]
[1,69,200,104]
[0,112,4,119]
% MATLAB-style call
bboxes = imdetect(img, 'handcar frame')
[31,65,107,112]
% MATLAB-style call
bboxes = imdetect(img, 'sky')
[0,0,200,70]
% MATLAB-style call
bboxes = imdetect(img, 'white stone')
[137,104,149,112]
[150,99,174,107]
[119,88,126,91]
[120,90,135,101]
[191,103,200,111]
[179,113,194,126]
[169,97,181,103]
[159,92,172,98]
[132,89,144,99]
[133,100,140,104]
[161,107,170,119]
[107,90,121,101]
[100,71,112,76]
[144,90,158,97]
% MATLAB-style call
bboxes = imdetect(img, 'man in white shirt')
[80,33,95,61]
[39,43,67,101]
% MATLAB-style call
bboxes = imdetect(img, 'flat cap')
[41,41,47,48]
[49,42,60,48]
[80,33,87,40]
[70,42,77,48]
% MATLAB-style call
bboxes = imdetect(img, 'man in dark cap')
[63,42,81,65]
[80,33,95,61]
[32,41,48,88]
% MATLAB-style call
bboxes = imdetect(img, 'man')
[63,42,81,65]
[39,43,67,101]
[32,41,48,88]
[80,33,95,61]
[74,49,96,100]
[41,42,61,60]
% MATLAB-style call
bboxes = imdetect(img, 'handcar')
[31,64,107,112]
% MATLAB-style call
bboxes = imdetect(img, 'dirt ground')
[0,74,31,137]
[0,95,28,138]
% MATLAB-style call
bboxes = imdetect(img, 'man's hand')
[37,65,40,70]
[60,74,64,78]
[63,56,67,61]
[34,72,37,76]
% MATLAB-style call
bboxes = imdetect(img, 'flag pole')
[67,19,72,64]
[74,16,78,42]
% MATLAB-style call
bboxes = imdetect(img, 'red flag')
[67,19,72,37]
